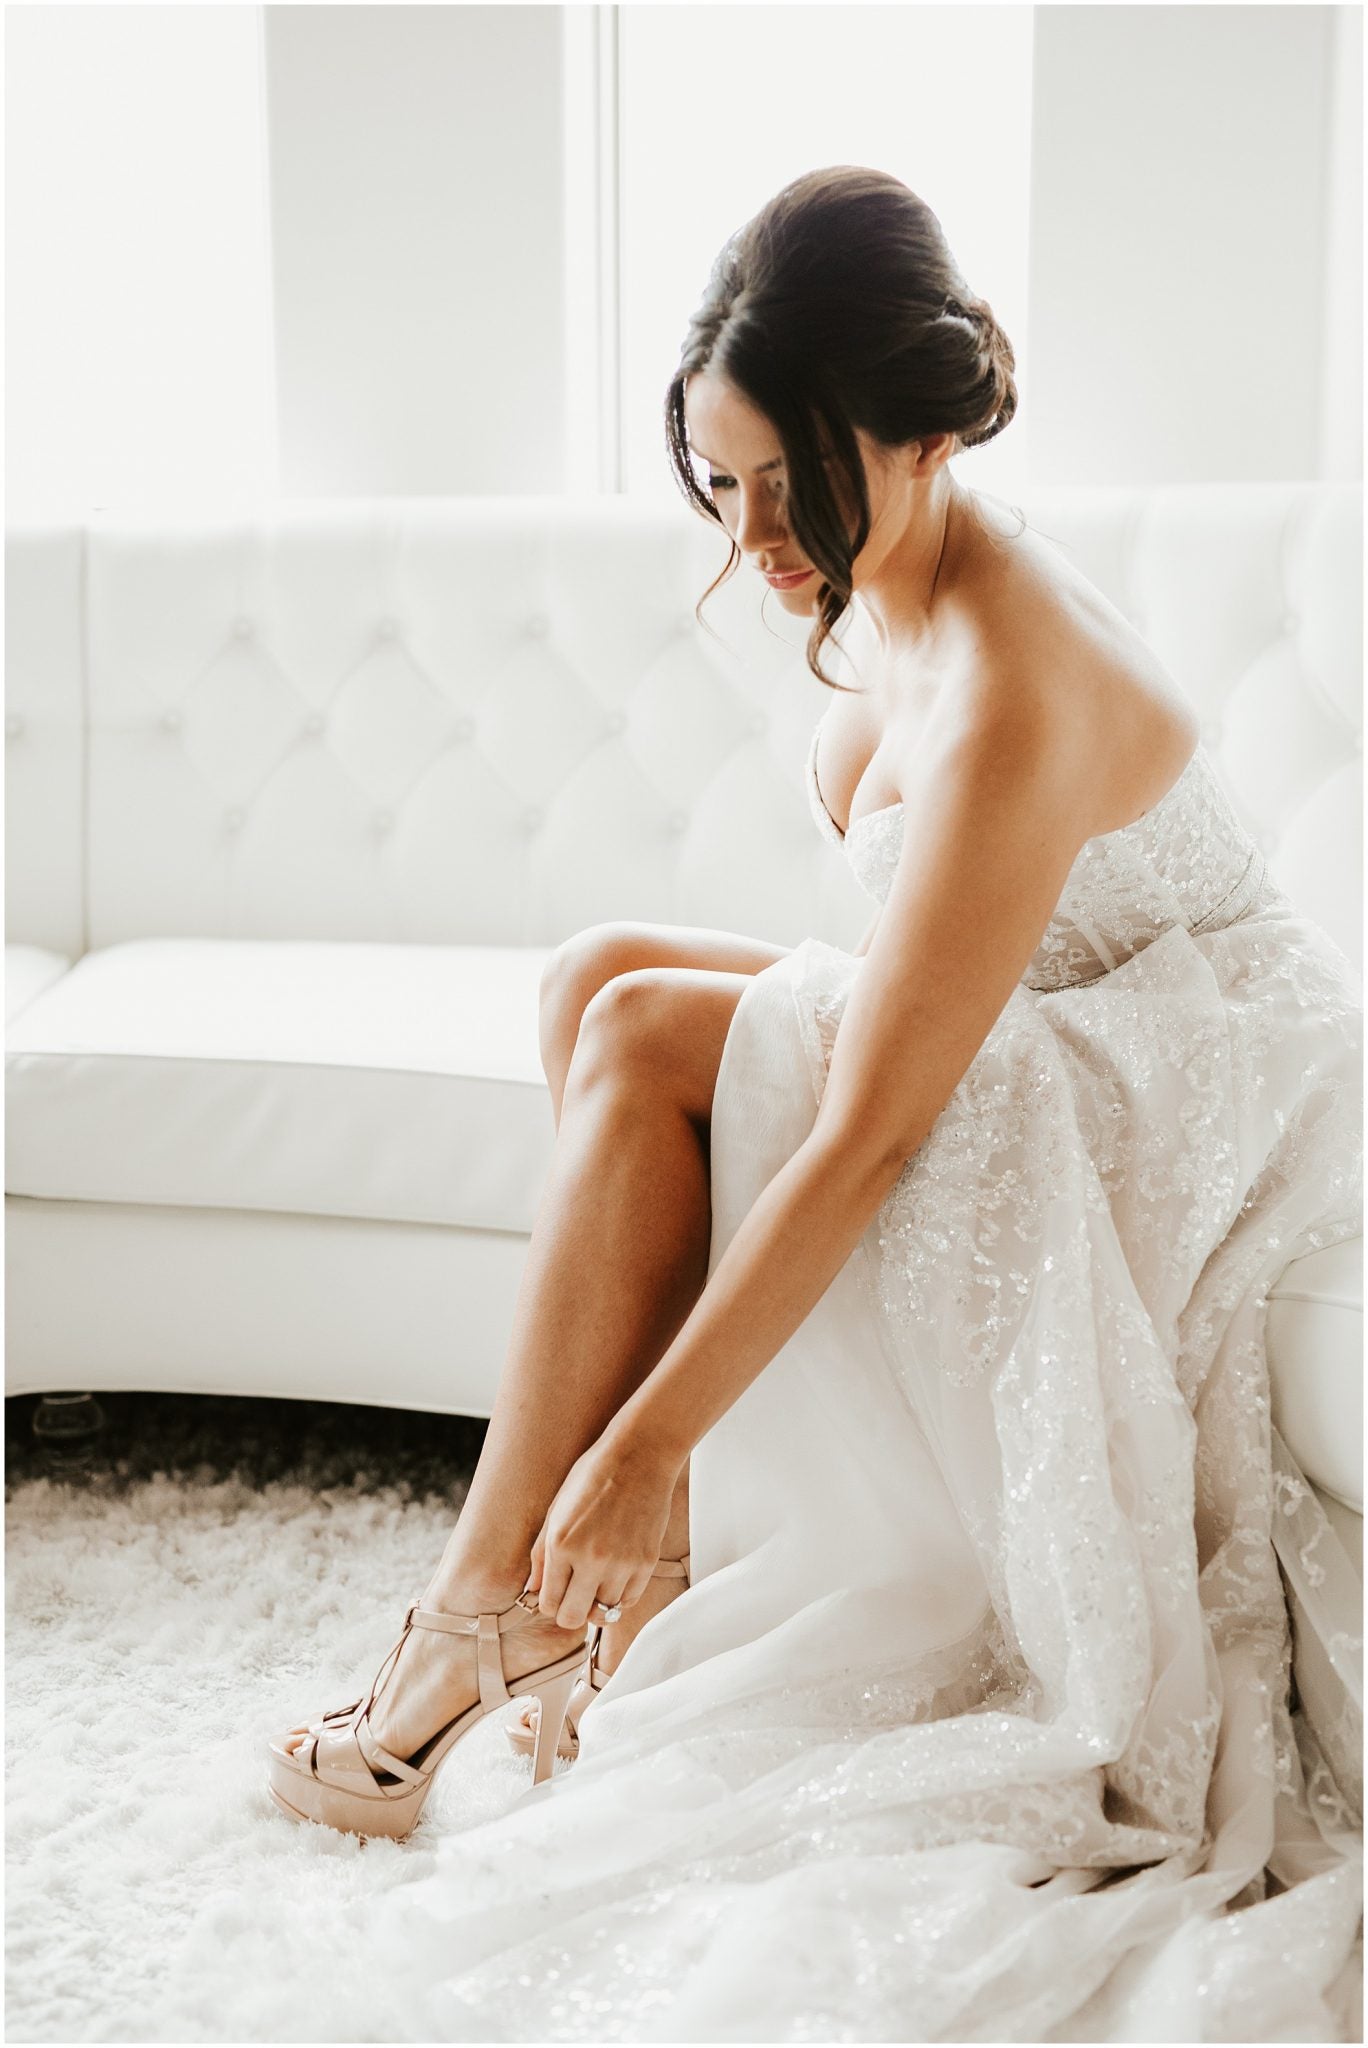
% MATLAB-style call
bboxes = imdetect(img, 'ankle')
[421,1561,532,1617]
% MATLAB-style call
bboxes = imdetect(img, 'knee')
[538,924,656,1084]
[568,969,674,1093]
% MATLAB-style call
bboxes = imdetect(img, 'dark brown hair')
[665,166,1019,691]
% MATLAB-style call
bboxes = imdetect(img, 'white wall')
[263,4,567,496]
[4,4,275,520]
[1027,4,1347,485]
[617,4,1035,503]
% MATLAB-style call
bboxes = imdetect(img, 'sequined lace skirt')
[266,893,1363,2044]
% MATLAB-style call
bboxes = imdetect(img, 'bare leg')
[309,963,755,1765]
[427,994,726,1595]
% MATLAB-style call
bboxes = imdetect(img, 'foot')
[278,1576,587,1769]
[511,1558,690,1747]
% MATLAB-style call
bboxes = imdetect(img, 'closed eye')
[708,456,832,494]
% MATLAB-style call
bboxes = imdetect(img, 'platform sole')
[266,1768,423,1840]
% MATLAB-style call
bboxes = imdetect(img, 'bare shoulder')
[945,494,1200,835]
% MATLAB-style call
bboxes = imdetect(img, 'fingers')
[556,1566,629,1634]
[618,1562,656,1613]
[523,1528,547,1598]
[536,1546,571,1621]
[540,1556,633,1633]
[536,1539,655,1632]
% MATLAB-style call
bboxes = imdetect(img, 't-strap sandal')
[502,1553,692,1764]
[266,1590,590,1839]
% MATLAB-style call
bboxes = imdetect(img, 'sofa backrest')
[5,483,1361,965]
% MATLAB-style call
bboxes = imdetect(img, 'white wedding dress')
[326,720,1362,2040]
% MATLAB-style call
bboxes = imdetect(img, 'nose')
[730,482,789,562]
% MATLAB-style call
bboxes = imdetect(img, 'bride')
[264,168,1363,2040]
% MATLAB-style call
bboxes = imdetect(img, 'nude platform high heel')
[503,1553,692,1764]
[266,1589,590,1840]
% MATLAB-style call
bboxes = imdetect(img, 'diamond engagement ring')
[594,1600,623,1623]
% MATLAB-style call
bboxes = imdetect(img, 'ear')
[910,431,958,476]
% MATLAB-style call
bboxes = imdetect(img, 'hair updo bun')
[940,293,1019,451]
[664,166,1020,689]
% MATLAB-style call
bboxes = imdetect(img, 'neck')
[854,468,968,659]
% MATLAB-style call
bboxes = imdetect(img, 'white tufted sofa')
[5,484,1362,1557]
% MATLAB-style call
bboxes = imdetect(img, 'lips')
[763,568,813,588]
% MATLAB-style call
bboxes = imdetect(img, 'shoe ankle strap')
[653,1553,691,1582]
[403,1589,548,1639]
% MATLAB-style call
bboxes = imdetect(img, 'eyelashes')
[706,474,788,496]
[706,456,835,496]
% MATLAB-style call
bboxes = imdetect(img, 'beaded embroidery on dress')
[235,713,1362,2041]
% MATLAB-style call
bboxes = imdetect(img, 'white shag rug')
[6,1464,562,2044]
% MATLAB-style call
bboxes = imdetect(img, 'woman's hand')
[525,1428,682,1633]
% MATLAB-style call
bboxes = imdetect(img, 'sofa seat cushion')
[5,945,74,1026]
[5,938,557,1233]
[8,939,1362,1508]
[1267,1236,1363,1514]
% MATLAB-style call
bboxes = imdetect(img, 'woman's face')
[683,371,874,616]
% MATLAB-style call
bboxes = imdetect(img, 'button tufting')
[521,804,544,833]
[232,615,253,641]
[748,712,768,736]
[526,613,550,639]
[224,806,246,832]
[375,617,399,643]
[666,808,689,836]
[5,712,24,738]
[452,715,476,742]
[372,807,394,834]
[303,711,325,736]
[159,708,183,733]
[1281,610,1299,635]
[604,710,628,736]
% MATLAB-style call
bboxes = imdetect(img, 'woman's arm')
[601,693,1092,1473]
[603,1119,906,1471]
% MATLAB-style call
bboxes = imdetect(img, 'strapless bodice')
[804,719,1288,991]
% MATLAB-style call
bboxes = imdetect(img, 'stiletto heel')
[527,1661,583,1787]
[265,1590,591,1840]
[504,1554,692,1763]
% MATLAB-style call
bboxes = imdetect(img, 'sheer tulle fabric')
[254,736,1362,2041]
